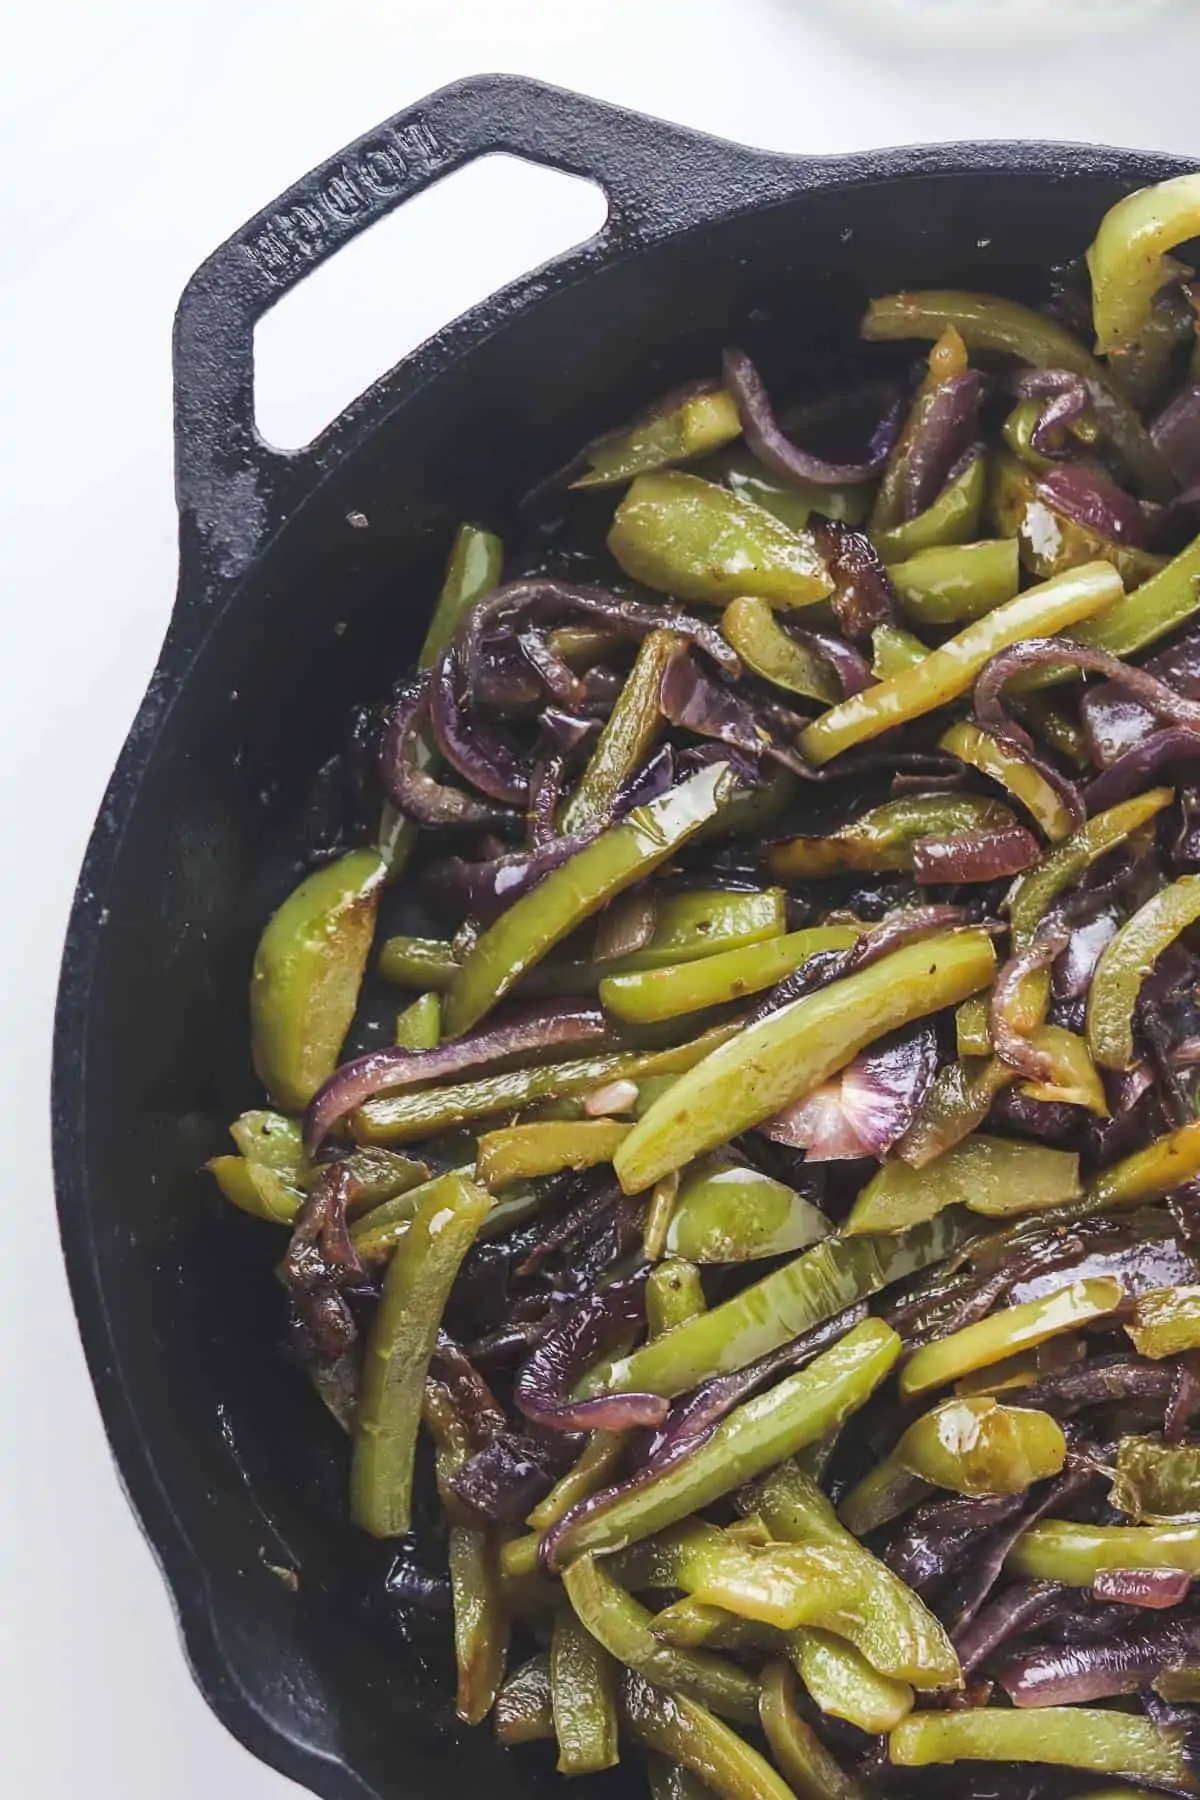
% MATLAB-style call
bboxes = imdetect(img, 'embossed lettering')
[320,168,367,223]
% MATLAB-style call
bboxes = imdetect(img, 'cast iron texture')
[52,70,1197,1800]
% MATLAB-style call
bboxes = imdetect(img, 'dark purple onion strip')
[940,1458,1102,1640]
[513,1271,668,1434]
[659,650,814,778]
[1153,384,1200,488]
[430,646,531,805]
[988,926,1071,1085]
[1012,368,1093,455]
[422,829,599,923]
[1040,463,1147,546]
[447,1430,569,1524]
[1093,1569,1192,1610]
[1165,1352,1200,1442]
[384,1557,454,1614]
[380,674,511,828]
[913,826,1041,884]
[304,1001,607,1154]
[745,904,967,1028]
[1018,1353,1176,1417]
[722,347,902,485]
[785,623,874,697]
[1084,726,1200,814]
[975,638,1200,759]
[518,630,591,708]
[904,371,986,519]
[540,707,601,755]
[767,1025,937,1160]
[999,1616,1200,1707]
[955,1579,1068,1675]
[813,519,898,641]
[527,751,566,849]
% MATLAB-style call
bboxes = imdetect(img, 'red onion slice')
[422,829,600,923]
[1093,1569,1192,1610]
[1084,726,1200,814]
[380,674,513,828]
[785,623,874,697]
[659,650,815,778]
[813,519,898,642]
[988,926,1071,1086]
[999,1616,1200,1707]
[722,346,902,485]
[303,1001,607,1154]
[1153,383,1200,488]
[913,826,1041,883]
[513,1271,668,1434]
[904,371,987,520]
[975,637,1200,760]
[1039,464,1147,546]
[765,1024,937,1160]
[431,646,532,805]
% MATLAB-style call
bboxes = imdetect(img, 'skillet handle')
[172,73,780,588]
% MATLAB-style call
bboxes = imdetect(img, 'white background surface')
[5,1,1200,1795]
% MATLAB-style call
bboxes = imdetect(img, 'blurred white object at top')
[828,0,1176,48]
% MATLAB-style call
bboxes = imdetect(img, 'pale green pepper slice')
[1112,1435,1200,1521]
[573,382,742,488]
[759,1660,865,1800]
[1090,1119,1200,1213]
[845,1134,1082,1236]
[720,595,840,702]
[800,562,1123,765]
[1087,875,1200,1071]
[494,1653,553,1745]
[767,794,1016,878]
[250,848,385,1110]
[705,443,872,531]
[889,1707,1194,1785]
[900,1276,1126,1400]
[443,762,736,1037]
[599,925,860,1026]
[1088,173,1200,366]
[560,629,682,834]
[889,539,1020,625]
[871,622,929,676]
[791,1630,913,1734]
[608,471,833,609]
[665,1154,830,1263]
[550,1605,620,1774]
[871,455,988,564]
[1009,1519,1200,1584]
[620,1670,796,1800]
[350,1172,493,1536]
[939,718,1076,840]
[207,1155,303,1224]
[475,1119,631,1190]
[646,1259,707,1337]
[229,1109,306,1173]
[1126,1285,1200,1359]
[614,931,996,1191]
[887,1396,1066,1496]
[395,990,440,1050]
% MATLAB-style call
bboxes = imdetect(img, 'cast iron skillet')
[52,71,1198,1800]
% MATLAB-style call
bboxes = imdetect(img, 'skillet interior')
[53,92,1197,1800]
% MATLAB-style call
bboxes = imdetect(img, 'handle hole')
[252,154,609,451]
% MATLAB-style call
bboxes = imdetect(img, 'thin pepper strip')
[350,1172,493,1537]
[900,1277,1126,1400]
[560,630,682,833]
[599,925,861,1025]
[444,762,737,1037]
[475,1120,631,1190]
[1009,1519,1200,1584]
[550,1605,620,1774]
[759,1659,865,1800]
[720,596,841,702]
[547,1318,899,1566]
[768,795,1016,878]
[494,1653,553,1745]
[561,1554,760,1724]
[939,719,1075,840]
[395,991,440,1050]
[1087,875,1200,1070]
[888,538,1020,625]
[871,455,987,564]
[423,1385,509,1724]
[800,562,1123,765]
[581,1211,972,1401]
[1088,173,1200,364]
[845,1134,1082,1236]
[1090,1119,1200,1213]
[620,1670,797,1800]
[613,930,996,1192]
[889,1707,1194,1785]
[573,382,742,489]
[1126,1287,1200,1359]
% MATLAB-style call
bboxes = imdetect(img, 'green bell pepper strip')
[939,719,1075,840]
[650,1599,767,1652]
[889,1707,1194,1786]
[759,1660,865,1800]
[395,990,440,1050]
[720,595,840,702]
[207,1155,303,1224]
[250,848,385,1110]
[620,1670,796,1800]
[551,1319,899,1565]
[896,1055,1013,1168]
[861,290,1171,499]
[742,1465,916,1727]
[643,1172,680,1262]
[599,926,860,1026]
[423,1385,509,1724]
[1003,397,1058,472]
[443,763,737,1037]
[350,1172,493,1536]
[800,561,1123,765]
[608,471,834,610]
[837,1463,933,1538]
[1126,1285,1200,1359]
[791,1630,914,1734]
[989,450,1166,588]
[573,383,742,489]
[1009,1519,1200,1584]
[767,795,1017,879]
[494,1653,554,1745]
[646,1259,707,1337]
[1088,875,1200,1071]
[704,443,872,532]
[528,1432,629,1532]
[353,1019,740,1147]
[900,1276,1127,1400]
[560,630,683,834]
[625,1517,959,1690]
[584,1211,972,1403]
[870,454,988,564]
[229,1109,306,1174]
[845,1134,1082,1236]
[889,539,1020,626]
[1089,1119,1200,1213]
[871,622,929,676]
[1024,692,1092,767]
[336,1147,434,1206]
[562,1555,760,1724]
[377,934,461,990]
[550,1605,620,1774]
[348,1164,473,1261]
[664,1155,830,1263]
[525,888,790,997]
[379,524,503,875]
[887,1396,1066,1496]
[871,323,970,531]
[645,1755,722,1800]
[1088,173,1200,363]
[614,930,996,1192]
[1112,1434,1200,1522]
[1066,528,1200,663]
[475,1120,631,1190]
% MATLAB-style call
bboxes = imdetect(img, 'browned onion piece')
[722,346,902,484]
[975,638,1200,759]
[1093,1569,1192,1609]
[527,750,566,848]
[904,371,987,519]
[303,1001,607,1154]
[282,1163,364,1358]
[659,649,814,778]
[518,630,591,708]
[1040,464,1147,546]
[812,518,898,642]
[431,1335,508,1446]
[1165,1352,1200,1442]
[999,1616,1200,1707]
[1018,1354,1176,1417]
[955,1580,1069,1674]
[380,673,513,828]
[513,1271,668,1434]
[1083,626,1200,767]
[1153,383,1200,487]
[422,829,600,922]
[988,926,1071,1085]
[1012,368,1093,454]
[431,646,531,804]
[785,623,874,697]
[913,826,1041,884]
[1084,726,1200,814]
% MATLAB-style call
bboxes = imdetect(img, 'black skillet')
[51,70,1198,1800]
